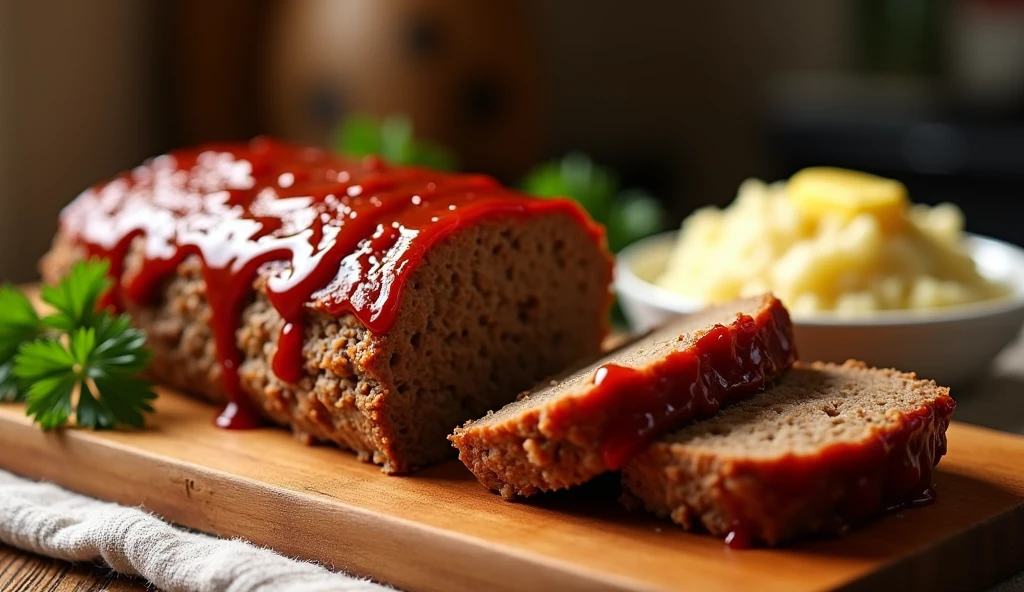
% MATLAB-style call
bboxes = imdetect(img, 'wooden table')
[3,331,1024,591]
[0,544,144,591]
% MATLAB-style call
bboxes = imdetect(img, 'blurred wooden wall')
[0,0,271,282]
[530,1,852,212]
[0,0,159,282]
[156,0,272,147]
[0,0,853,282]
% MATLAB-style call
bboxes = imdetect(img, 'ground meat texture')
[621,361,955,546]
[450,295,796,499]
[40,213,613,473]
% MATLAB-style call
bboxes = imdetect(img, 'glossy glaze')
[722,395,956,548]
[60,138,603,428]
[552,300,796,470]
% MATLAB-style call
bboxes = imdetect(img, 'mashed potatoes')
[656,167,1007,314]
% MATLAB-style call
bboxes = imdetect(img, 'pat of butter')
[787,167,909,231]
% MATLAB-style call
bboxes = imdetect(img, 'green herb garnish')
[521,153,616,224]
[335,115,666,252]
[522,153,666,252]
[335,114,457,171]
[0,260,156,429]
[0,286,41,401]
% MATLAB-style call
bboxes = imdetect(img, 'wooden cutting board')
[1,390,1023,592]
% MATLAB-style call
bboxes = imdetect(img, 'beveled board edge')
[0,412,659,592]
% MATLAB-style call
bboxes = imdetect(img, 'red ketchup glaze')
[722,395,957,548]
[557,301,796,471]
[60,137,605,429]
[723,524,752,550]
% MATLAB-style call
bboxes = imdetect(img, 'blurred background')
[1,0,1023,281]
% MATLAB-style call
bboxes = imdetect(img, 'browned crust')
[40,212,613,473]
[450,295,795,499]
[621,360,956,545]
[450,404,608,499]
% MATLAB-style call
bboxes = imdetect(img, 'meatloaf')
[450,294,796,499]
[621,360,955,546]
[40,138,614,473]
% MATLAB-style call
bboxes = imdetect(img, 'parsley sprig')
[522,153,666,253]
[0,260,156,429]
[334,114,457,171]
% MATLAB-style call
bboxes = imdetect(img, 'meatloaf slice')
[621,360,956,546]
[450,294,796,499]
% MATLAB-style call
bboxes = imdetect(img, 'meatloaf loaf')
[40,138,613,473]
[621,360,955,546]
[451,294,796,499]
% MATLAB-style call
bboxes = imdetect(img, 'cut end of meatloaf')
[450,294,796,499]
[40,211,613,474]
[621,360,956,546]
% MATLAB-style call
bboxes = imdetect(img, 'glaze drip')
[721,396,955,548]
[547,301,797,470]
[61,138,602,428]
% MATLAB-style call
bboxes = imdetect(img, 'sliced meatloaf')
[450,294,796,499]
[39,139,613,473]
[621,360,956,546]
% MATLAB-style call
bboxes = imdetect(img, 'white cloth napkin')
[0,469,390,592]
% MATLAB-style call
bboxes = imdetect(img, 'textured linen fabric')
[0,469,390,592]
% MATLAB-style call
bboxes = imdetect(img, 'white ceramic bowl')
[615,231,1024,387]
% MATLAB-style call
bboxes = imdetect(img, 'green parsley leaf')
[337,115,380,157]
[0,362,18,402]
[7,259,156,430]
[334,114,457,171]
[522,153,616,225]
[86,376,155,429]
[606,189,666,252]
[16,337,77,429]
[41,259,112,332]
[0,285,43,401]
[14,323,156,430]
[379,115,416,164]
[523,154,667,253]
[87,313,152,377]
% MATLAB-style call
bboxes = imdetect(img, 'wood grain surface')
[0,544,145,592]
[1,389,1023,592]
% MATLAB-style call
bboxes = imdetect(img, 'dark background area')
[1,0,1022,281]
